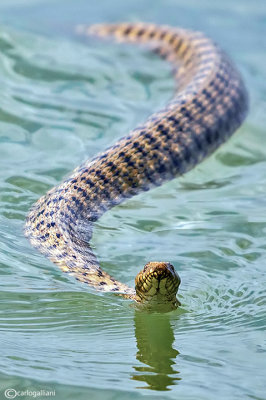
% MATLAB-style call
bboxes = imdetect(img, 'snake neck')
[25,189,135,293]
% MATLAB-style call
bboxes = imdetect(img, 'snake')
[24,23,248,311]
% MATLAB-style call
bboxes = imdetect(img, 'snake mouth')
[135,262,181,309]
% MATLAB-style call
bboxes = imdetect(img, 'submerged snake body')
[25,23,248,306]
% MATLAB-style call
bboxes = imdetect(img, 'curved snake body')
[25,23,248,308]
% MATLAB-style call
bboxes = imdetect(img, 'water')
[0,0,265,399]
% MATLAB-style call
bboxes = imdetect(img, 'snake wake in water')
[25,23,248,311]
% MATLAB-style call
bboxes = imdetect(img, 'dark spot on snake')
[192,98,204,110]
[124,26,132,35]
[158,164,166,173]
[86,179,94,187]
[175,39,182,52]
[205,128,213,144]
[137,28,145,36]
[168,35,176,45]
[124,155,131,163]
[67,205,75,216]
[202,89,211,99]
[133,142,147,157]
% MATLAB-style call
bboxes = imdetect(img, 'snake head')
[135,262,181,311]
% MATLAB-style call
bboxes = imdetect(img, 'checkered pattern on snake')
[24,23,248,302]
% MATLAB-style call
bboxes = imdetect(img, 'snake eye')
[143,263,150,273]
[166,263,175,273]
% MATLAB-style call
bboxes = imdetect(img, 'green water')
[0,0,265,399]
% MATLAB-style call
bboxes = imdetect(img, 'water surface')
[0,0,265,399]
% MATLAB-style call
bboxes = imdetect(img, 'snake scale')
[25,23,248,310]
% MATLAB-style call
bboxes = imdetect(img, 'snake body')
[25,23,248,309]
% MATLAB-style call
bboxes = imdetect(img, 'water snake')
[24,23,248,311]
